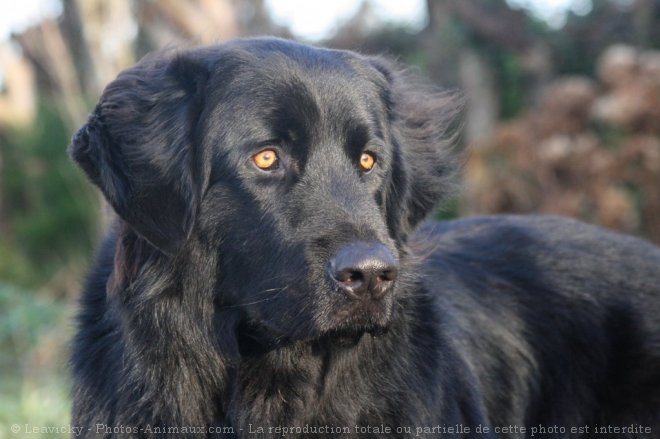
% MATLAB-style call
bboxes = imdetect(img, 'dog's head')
[70,38,461,348]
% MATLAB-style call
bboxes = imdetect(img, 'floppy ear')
[371,58,464,237]
[69,52,209,255]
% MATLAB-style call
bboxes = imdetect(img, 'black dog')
[69,38,660,438]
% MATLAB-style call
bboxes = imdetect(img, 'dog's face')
[70,39,459,345]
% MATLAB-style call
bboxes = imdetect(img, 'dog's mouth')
[323,320,390,341]
[320,298,394,334]
[235,298,393,356]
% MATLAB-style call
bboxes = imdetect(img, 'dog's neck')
[226,325,396,430]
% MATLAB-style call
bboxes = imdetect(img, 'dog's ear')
[69,52,209,255]
[370,58,464,237]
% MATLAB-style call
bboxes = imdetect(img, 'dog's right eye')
[359,152,376,172]
[252,149,279,171]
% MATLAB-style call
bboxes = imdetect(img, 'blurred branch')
[459,49,498,143]
[59,0,100,95]
[74,0,135,89]
[16,19,87,130]
[137,0,239,49]
[451,1,530,51]
[13,0,137,131]
[0,43,36,128]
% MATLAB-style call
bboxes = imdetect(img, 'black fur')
[69,38,660,438]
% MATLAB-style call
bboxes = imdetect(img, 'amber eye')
[252,149,279,170]
[359,152,376,172]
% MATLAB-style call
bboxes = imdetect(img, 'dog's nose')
[329,242,398,299]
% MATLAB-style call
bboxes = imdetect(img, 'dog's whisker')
[219,285,290,309]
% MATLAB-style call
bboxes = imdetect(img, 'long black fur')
[69,38,660,438]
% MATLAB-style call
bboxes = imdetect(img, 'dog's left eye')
[359,152,376,172]
[252,149,279,171]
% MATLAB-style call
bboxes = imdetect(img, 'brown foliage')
[465,45,660,243]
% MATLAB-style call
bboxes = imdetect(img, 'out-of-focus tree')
[425,0,541,143]
[551,0,660,75]
[10,0,291,132]
[136,0,289,55]
[14,0,136,130]
[0,43,35,128]
[0,43,36,237]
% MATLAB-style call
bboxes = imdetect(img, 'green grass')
[0,283,73,438]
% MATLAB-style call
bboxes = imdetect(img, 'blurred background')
[0,0,659,435]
